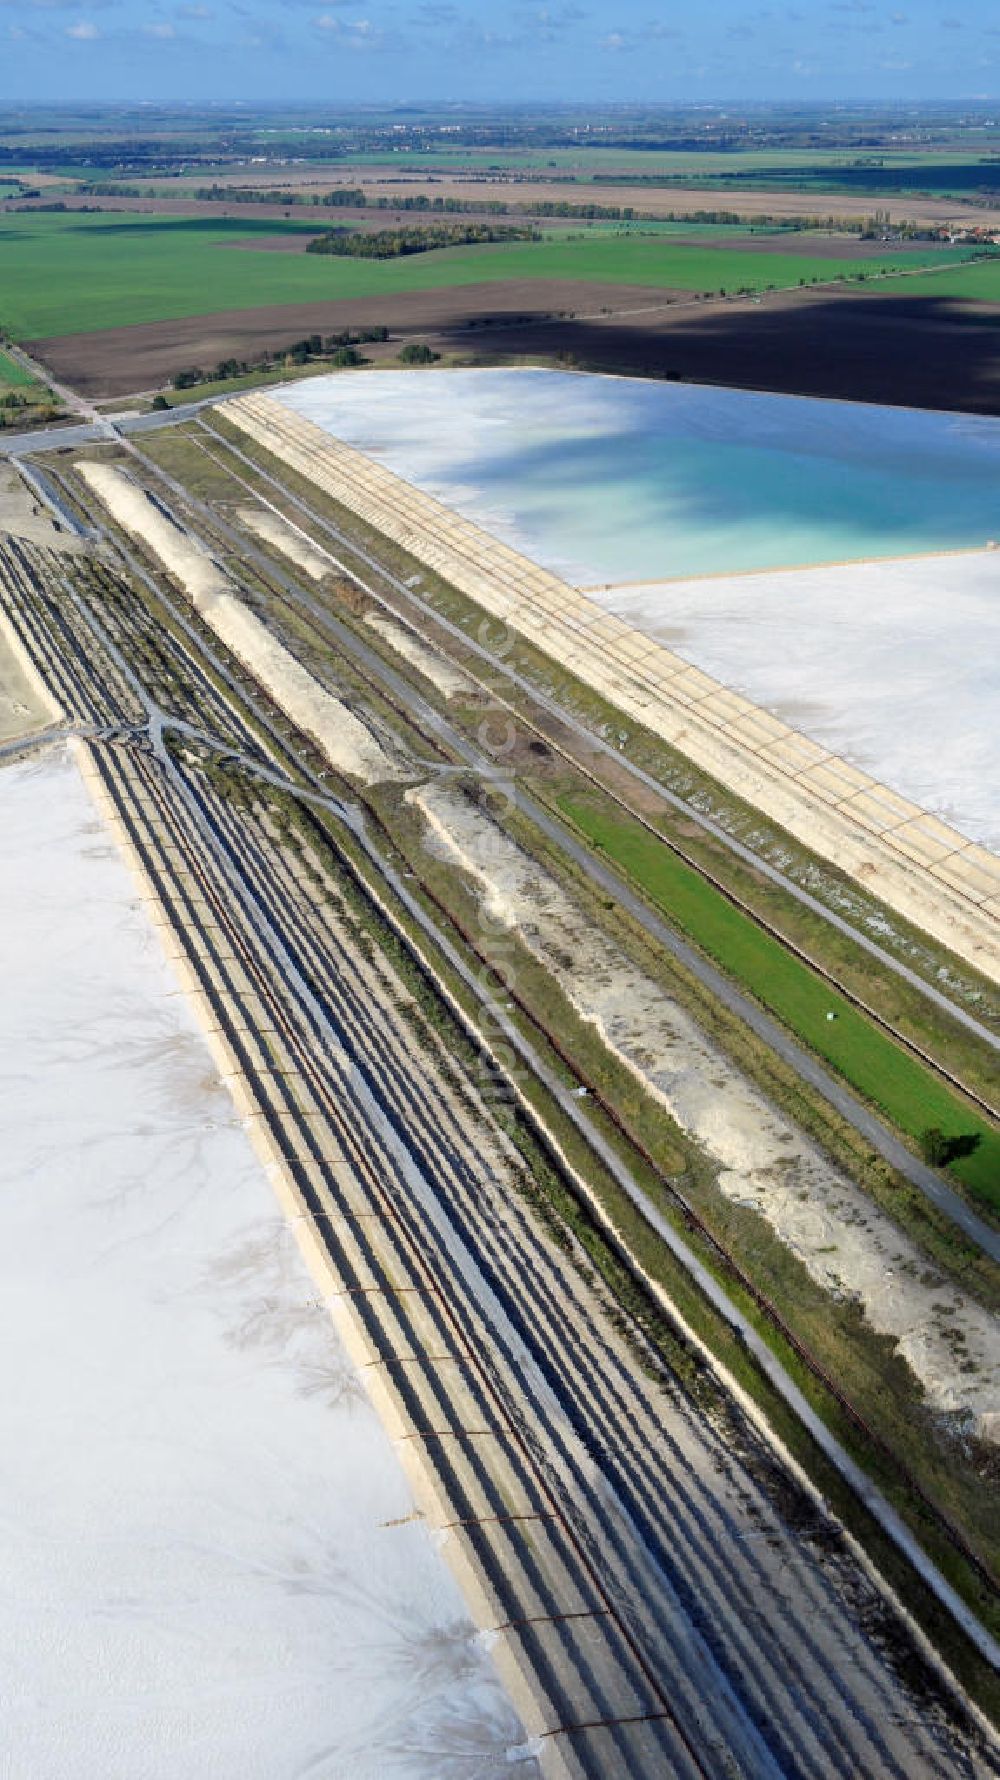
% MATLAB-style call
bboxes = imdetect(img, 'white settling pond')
[277,369,1000,849]
[0,746,535,1780]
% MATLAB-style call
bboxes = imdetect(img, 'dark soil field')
[27,279,679,393]
[449,286,1000,413]
[28,278,1000,414]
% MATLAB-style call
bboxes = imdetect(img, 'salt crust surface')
[411,778,1000,1442]
[0,746,534,1780]
[603,554,1000,852]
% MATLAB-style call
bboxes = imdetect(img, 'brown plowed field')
[27,279,1000,414]
[27,280,681,394]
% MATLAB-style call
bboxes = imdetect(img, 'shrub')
[398,342,438,365]
[919,1126,982,1167]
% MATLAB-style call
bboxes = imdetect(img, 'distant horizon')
[4,98,1000,112]
[3,0,1000,109]
[4,96,1000,113]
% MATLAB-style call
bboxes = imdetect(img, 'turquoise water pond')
[278,368,1000,581]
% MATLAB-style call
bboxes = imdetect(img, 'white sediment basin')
[275,369,1000,851]
[606,554,1000,852]
[0,745,532,1779]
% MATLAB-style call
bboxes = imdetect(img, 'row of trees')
[193,184,645,222]
[307,221,537,259]
[306,222,538,259]
[164,334,439,395]
[168,326,392,391]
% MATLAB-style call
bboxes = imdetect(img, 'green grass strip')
[557,791,1000,1210]
[0,348,37,388]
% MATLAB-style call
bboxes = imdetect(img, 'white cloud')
[312,11,383,43]
[65,16,99,35]
[143,18,176,34]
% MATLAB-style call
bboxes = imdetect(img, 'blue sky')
[3,0,1000,105]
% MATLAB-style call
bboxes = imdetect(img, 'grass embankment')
[885,258,1000,299]
[158,359,342,406]
[0,348,36,387]
[0,344,59,426]
[559,791,1000,1210]
[0,210,978,339]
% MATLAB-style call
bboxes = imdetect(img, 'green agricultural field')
[558,791,1000,1211]
[0,211,977,340]
[561,219,796,238]
[0,348,37,387]
[872,256,1000,300]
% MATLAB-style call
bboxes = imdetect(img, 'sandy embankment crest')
[364,613,474,699]
[236,497,475,698]
[410,778,1000,1443]
[77,461,406,786]
[236,505,332,581]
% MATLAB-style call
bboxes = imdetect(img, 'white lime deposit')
[602,552,1000,852]
[0,744,534,1779]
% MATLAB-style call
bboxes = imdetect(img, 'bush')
[919,1126,982,1168]
[398,342,438,365]
[150,394,169,411]
[171,367,203,390]
[920,1127,950,1166]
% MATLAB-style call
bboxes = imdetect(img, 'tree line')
[306,222,538,259]
[168,327,391,390]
